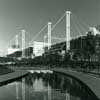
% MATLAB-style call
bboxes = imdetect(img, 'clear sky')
[0,0,100,53]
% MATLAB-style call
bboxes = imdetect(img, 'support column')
[66,11,71,52]
[22,30,25,58]
[15,35,19,48]
[48,22,52,49]
[32,42,35,58]
[44,35,47,51]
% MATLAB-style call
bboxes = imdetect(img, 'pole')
[16,35,19,48]
[48,22,52,49]
[44,35,47,52]
[66,11,71,52]
[32,41,35,58]
[22,30,25,58]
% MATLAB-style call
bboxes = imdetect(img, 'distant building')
[33,41,48,57]
[24,47,33,58]
[89,27,100,35]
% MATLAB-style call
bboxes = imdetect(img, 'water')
[0,70,98,100]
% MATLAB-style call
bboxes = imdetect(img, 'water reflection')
[16,82,19,100]
[0,71,98,100]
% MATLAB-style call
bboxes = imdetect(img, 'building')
[44,25,100,61]
[33,41,48,57]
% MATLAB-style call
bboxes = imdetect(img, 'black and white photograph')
[0,0,100,100]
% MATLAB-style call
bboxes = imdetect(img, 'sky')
[0,0,100,54]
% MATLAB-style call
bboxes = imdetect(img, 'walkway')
[53,68,100,100]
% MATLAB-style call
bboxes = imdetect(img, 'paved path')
[0,70,28,84]
[53,68,100,100]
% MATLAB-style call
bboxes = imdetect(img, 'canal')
[0,70,98,100]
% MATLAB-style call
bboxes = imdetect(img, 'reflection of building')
[33,41,48,57]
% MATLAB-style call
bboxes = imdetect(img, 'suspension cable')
[72,14,89,35]
[72,15,84,35]
[52,13,66,31]
[29,24,48,43]
[71,16,82,37]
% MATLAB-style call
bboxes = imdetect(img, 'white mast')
[22,30,25,58]
[15,35,18,48]
[48,22,52,49]
[66,11,71,51]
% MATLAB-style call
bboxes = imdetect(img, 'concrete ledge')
[53,68,100,100]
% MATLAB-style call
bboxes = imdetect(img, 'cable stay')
[51,13,66,31]
[29,24,48,44]
[71,15,86,36]
[50,13,67,46]
[72,13,90,29]
[71,16,81,34]
[70,28,77,39]
[72,14,89,36]
[71,18,86,40]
